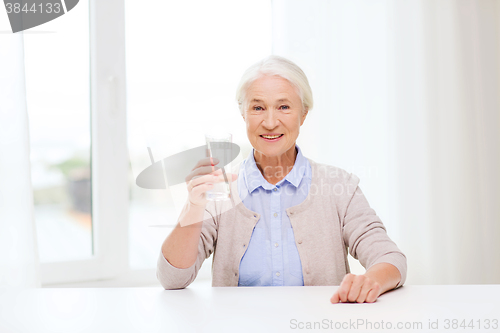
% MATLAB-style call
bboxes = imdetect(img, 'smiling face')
[242,75,307,161]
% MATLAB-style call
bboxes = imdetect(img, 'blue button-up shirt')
[237,144,312,286]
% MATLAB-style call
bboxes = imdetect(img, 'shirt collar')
[243,144,307,193]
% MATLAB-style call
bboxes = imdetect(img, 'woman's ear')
[300,108,308,125]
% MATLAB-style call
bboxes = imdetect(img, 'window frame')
[41,0,130,285]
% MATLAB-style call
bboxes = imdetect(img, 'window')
[26,0,272,286]
[26,0,129,286]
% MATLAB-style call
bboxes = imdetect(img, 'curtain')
[272,0,500,284]
[0,34,41,289]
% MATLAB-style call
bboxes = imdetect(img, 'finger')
[200,165,221,175]
[347,275,365,302]
[187,174,217,191]
[213,172,238,181]
[209,167,224,176]
[208,173,224,183]
[191,157,219,171]
[330,289,341,303]
[365,284,382,303]
[210,173,238,186]
[337,274,355,303]
[355,279,374,303]
[187,171,238,188]
[190,182,214,198]
[185,165,222,183]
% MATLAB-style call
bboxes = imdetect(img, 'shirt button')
[276,272,281,277]
[273,188,277,192]
[298,240,302,244]
[273,213,278,218]
[274,243,279,247]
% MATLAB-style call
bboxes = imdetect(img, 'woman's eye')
[254,106,263,111]
[279,105,290,110]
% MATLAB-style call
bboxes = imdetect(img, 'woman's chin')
[254,145,291,159]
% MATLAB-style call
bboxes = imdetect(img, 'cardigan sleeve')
[341,173,407,289]
[156,201,218,290]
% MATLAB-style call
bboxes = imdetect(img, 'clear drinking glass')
[205,132,232,201]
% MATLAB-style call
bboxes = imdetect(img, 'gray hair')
[235,55,313,115]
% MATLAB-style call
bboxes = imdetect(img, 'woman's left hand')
[330,273,382,303]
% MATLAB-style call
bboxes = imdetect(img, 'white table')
[1,281,499,333]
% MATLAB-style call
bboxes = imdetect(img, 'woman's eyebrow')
[250,98,292,103]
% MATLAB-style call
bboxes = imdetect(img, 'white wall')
[272,0,500,284]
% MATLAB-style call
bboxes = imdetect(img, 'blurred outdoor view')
[24,1,92,262]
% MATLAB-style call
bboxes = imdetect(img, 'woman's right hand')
[185,157,237,208]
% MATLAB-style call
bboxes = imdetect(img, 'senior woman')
[158,55,407,303]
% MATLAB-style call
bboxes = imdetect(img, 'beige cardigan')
[157,158,407,289]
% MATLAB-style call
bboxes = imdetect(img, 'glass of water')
[205,132,232,201]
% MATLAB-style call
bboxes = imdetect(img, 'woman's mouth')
[260,134,284,142]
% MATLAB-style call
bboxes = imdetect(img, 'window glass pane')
[125,0,272,269]
[24,1,92,262]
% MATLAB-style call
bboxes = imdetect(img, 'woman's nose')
[263,109,279,129]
